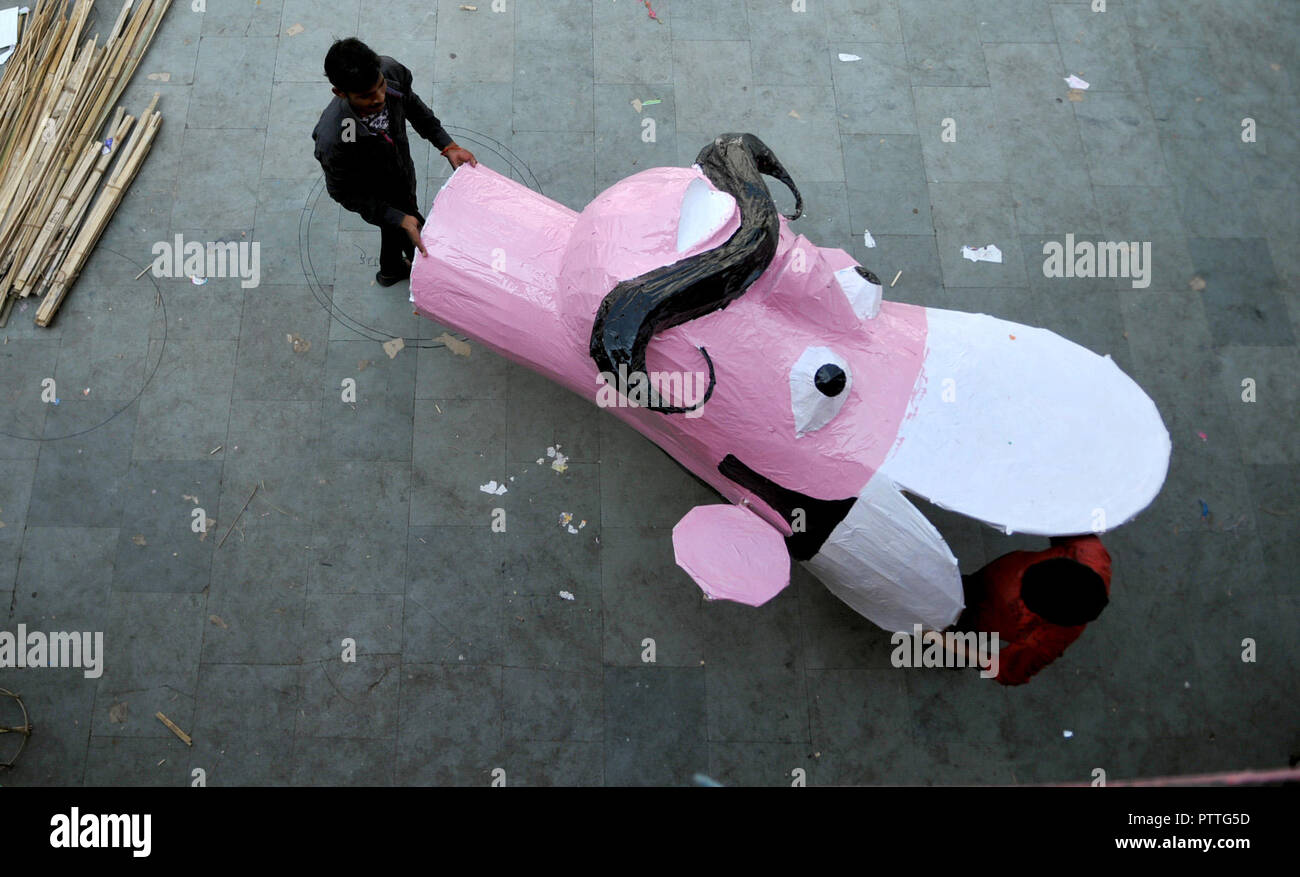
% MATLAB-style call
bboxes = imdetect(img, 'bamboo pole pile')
[0,0,174,327]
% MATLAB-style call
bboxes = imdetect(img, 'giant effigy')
[411,134,1170,633]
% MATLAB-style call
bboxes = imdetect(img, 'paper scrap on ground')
[863,229,876,248]
[146,72,170,81]
[479,480,508,495]
[382,337,405,358]
[558,590,575,601]
[838,53,862,62]
[1064,75,1089,90]
[960,244,1003,264]
[0,7,27,54]
[285,22,304,36]
[435,332,471,356]
[551,451,568,473]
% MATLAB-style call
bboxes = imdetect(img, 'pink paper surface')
[672,505,790,605]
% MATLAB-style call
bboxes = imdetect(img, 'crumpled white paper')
[960,244,1003,264]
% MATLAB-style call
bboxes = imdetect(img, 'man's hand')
[442,144,478,169]
[400,214,427,257]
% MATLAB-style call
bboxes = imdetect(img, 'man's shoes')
[375,268,410,287]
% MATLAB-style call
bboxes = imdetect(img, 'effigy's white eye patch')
[790,346,851,437]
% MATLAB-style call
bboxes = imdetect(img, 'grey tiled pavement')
[1,0,1296,786]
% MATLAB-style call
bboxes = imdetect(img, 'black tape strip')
[717,454,856,561]
[588,133,802,413]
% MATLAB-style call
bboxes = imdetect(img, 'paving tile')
[842,134,932,236]
[594,0,673,84]
[307,461,410,594]
[83,736,194,786]
[296,654,400,738]
[188,733,296,786]
[505,361,599,470]
[433,0,515,84]
[594,84,679,191]
[111,460,222,593]
[806,669,917,783]
[706,663,808,743]
[132,336,236,461]
[90,592,206,739]
[708,741,821,786]
[604,666,707,785]
[502,592,602,672]
[928,182,1028,288]
[911,86,1008,183]
[172,128,263,229]
[1189,237,1295,346]
[27,400,138,527]
[671,41,754,133]
[320,339,415,461]
[201,0,287,38]
[600,526,707,668]
[360,0,439,43]
[1244,464,1300,594]
[190,36,278,127]
[292,736,396,785]
[1217,347,1300,463]
[0,461,35,590]
[494,741,604,786]
[303,593,404,663]
[397,663,502,749]
[503,667,603,743]
[514,39,595,133]
[1074,92,1171,188]
[203,512,310,665]
[1051,3,1142,92]
[747,0,829,85]
[830,42,914,136]
[899,0,989,87]
[405,526,504,664]
[274,0,361,83]
[266,82,331,180]
[193,663,301,740]
[670,0,750,41]
[974,0,1055,44]
[233,285,331,401]
[410,397,507,527]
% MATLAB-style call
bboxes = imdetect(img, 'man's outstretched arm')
[397,68,477,168]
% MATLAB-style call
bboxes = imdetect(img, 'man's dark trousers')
[379,189,423,277]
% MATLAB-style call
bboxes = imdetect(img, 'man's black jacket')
[312,56,453,229]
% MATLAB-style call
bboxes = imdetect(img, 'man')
[953,535,1112,685]
[313,38,477,287]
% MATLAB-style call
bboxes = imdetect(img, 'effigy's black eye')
[854,266,881,285]
[814,363,847,397]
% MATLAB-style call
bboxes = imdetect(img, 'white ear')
[834,266,882,319]
[676,177,736,253]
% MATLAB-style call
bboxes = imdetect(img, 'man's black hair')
[324,38,382,93]
[1021,557,1109,626]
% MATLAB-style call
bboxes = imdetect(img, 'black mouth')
[718,455,856,560]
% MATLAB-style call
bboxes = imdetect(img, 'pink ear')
[672,505,791,606]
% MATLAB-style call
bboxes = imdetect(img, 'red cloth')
[964,536,1111,686]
